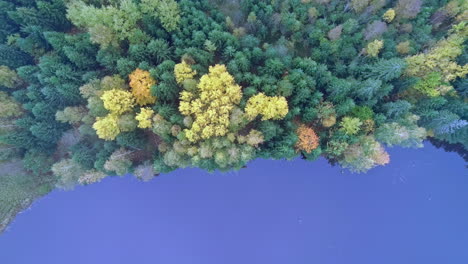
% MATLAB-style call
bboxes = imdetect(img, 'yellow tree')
[382,9,396,22]
[405,22,468,82]
[101,89,135,114]
[93,114,120,140]
[93,89,135,140]
[0,91,22,118]
[135,107,154,128]
[178,64,242,142]
[366,40,384,57]
[174,61,197,84]
[129,69,157,106]
[245,93,289,121]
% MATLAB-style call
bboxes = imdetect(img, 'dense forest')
[0,0,467,232]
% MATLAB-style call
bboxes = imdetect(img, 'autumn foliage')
[295,125,319,153]
[101,89,135,115]
[136,107,154,129]
[92,114,120,140]
[245,93,289,121]
[129,69,157,106]
[174,61,197,84]
[179,64,242,142]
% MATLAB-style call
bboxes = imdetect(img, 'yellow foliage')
[0,91,22,118]
[322,115,336,128]
[444,0,468,19]
[396,41,411,54]
[135,107,154,129]
[382,9,395,22]
[405,23,468,82]
[245,93,289,121]
[366,39,383,57]
[129,69,157,106]
[174,61,197,84]
[457,10,467,22]
[101,89,135,115]
[93,114,120,140]
[179,64,242,142]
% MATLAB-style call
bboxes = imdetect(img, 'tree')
[326,140,349,159]
[129,68,157,106]
[78,170,107,185]
[23,149,54,176]
[0,92,22,119]
[396,41,411,54]
[101,89,135,115]
[364,21,387,41]
[383,9,396,23]
[339,136,390,173]
[366,40,383,57]
[350,106,374,121]
[351,0,371,13]
[244,130,264,148]
[339,117,362,135]
[93,114,120,140]
[353,79,385,104]
[117,113,137,132]
[382,100,412,120]
[395,0,422,19]
[147,39,173,64]
[295,125,319,153]
[140,0,181,32]
[134,163,157,182]
[412,72,448,97]
[245,93,289,121]
[365,58,407,82]
[55,106,88,125]
[135,107,154,129]
[67,0,180,48]
[328,25,343,41]
[174,61,197,84]
[405,22,468,82]
[178,64,242,142]
[66,0,142,47]
[0,44,33,68]
[52,159,85,190]
[431,118,468,148]
[0,66,23,89]
[317,102,336,128]
[375,115,426,148]
[104,148,133,175]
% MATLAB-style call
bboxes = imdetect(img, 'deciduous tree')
[245,93,289,121]
[295,125,319,153]
[129,68,157,106]
[179,64,242,142]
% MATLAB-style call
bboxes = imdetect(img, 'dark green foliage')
[0,44,33,68]
[0,1,18,43]
[116,131,148,150]
[71,142,98,170]
[94,141,118,171]
[381,100,413,120]
[351,106,374,121]
[365,58,407,81]
[23,149,54,175]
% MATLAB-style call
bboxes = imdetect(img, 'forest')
[0,0,467,232]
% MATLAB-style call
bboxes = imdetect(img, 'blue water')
[0,143,467,264]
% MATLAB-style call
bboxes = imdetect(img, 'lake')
[0,142,467,264]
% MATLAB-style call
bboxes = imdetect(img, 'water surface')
[0,143,467,264]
